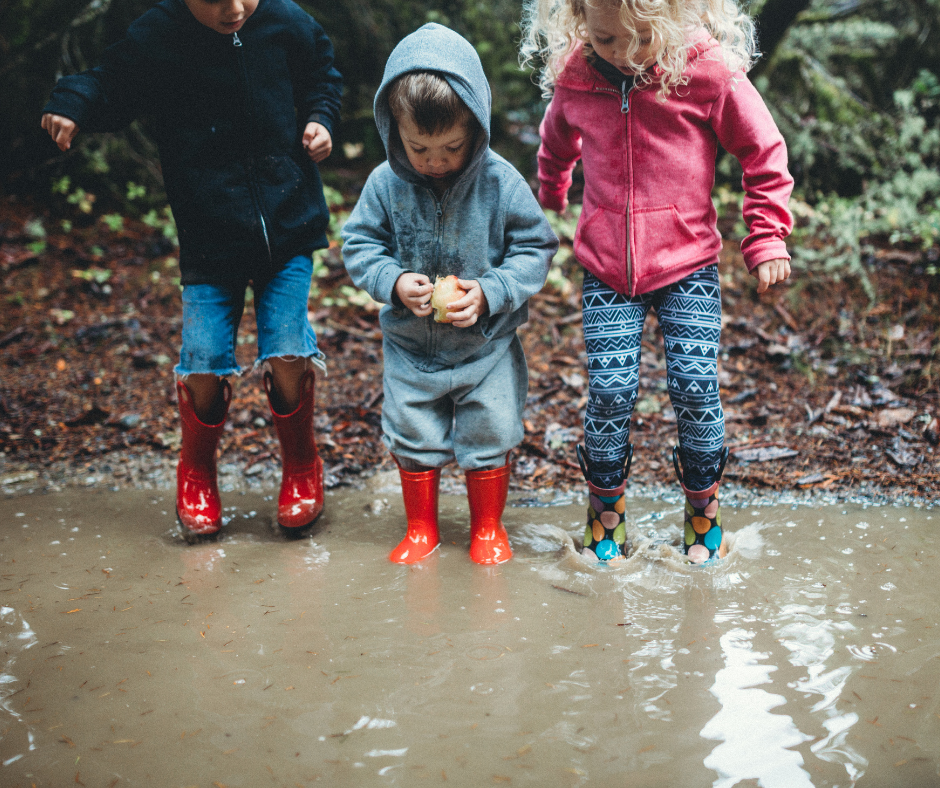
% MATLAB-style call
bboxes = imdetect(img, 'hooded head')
[374,24,491,187]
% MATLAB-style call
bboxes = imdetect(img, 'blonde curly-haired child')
[521,0,794,563]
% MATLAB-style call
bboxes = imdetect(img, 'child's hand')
[753,258,791,294]
[303,121,332,162]
[444,279,488,328]
[41,113,78,152]
[395,272,434,318]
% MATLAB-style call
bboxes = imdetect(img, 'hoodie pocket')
[572,204,626,285]
[631,205,698,274]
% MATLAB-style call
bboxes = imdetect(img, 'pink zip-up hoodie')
[538,39,794,296]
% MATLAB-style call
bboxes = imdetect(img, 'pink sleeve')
[537,93,582,213]
[709,73,794,270]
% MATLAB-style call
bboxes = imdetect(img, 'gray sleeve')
[341,177,407,305]
[478,179,559,315]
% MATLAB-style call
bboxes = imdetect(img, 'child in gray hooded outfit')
[342,23,558,566]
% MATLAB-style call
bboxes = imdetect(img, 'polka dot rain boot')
[673,445,730,565]
[577,444,633,562]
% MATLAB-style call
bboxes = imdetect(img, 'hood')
[373,23,491,186]
[558,32,719,91]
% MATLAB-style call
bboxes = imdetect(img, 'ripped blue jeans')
[175,254,323,377]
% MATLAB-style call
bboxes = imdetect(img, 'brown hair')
[388,71,475,136]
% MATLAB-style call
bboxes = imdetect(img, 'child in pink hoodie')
[521,0,794,563]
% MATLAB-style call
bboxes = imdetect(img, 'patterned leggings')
[582,264,724,491]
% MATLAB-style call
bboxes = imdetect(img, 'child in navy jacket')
[42,0,342,538]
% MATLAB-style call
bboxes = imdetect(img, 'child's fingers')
[42,114,76,151]
[449,280,482,309]
[304,126,333,162]
[307,143,332,162]
[446,292,472,310]
[450,310,479,328]
[755,265,771,294]
[409,283,433,300]
[57,128,76,151]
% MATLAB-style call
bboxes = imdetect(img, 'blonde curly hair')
[520,0,757,100]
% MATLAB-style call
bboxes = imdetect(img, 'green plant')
[101,213,124,231]
[141,206,178,245]
[72,267,111,284]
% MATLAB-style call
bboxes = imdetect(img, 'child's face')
[583,4,656,74]
[397,115,475,184]
[183,0,258,35]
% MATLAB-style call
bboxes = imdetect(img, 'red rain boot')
[265,369,324,530]
[176,379,231,536]
[390,459,441,564]
[466,461,512,565]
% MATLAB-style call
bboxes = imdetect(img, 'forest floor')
[2,188,939,506]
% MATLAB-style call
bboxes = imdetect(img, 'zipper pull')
[233,32,242,47]
[620,80,630,114]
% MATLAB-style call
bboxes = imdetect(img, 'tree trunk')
[751,0,812,77]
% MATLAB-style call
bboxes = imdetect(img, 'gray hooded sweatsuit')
[342,23,558,470]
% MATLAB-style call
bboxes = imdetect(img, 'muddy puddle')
[1,478,938,787]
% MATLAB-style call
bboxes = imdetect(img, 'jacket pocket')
[258,155,323,235]
[631,205,698,274]
[573,204,626,286]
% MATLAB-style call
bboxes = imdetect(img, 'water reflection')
[1,493,939,786]
[701,627,814,787]
[0,605,39,767]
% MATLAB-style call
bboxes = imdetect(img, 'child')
[41,0,342,538]
[342,23,558,565]
[520,0,794,563]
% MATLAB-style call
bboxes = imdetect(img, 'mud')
[1,476,938,786]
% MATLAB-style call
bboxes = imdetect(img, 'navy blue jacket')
[43,0,342,286]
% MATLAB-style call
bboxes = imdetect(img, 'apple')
[430,275,467,323]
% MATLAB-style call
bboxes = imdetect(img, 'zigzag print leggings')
[582,264,724,491]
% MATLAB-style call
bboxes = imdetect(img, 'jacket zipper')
[427,194,445,360]
[621,79,634,295]
[233,31,273,263]
[594,79,636,294]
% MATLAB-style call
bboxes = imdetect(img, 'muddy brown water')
[1,476,938,787]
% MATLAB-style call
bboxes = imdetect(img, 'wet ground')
[4,195,940,505]
[1,477,938,787]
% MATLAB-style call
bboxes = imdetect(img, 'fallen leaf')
[876,408,916,429]
[733,446,798,463]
